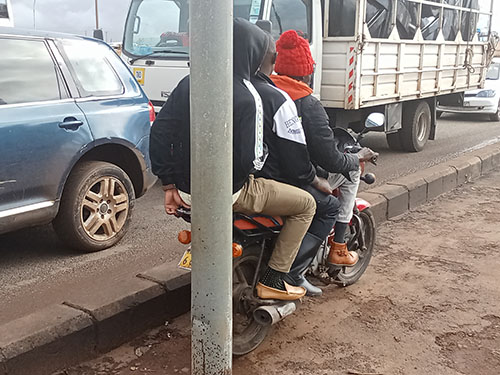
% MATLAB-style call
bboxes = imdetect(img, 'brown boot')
[327,241,359,267]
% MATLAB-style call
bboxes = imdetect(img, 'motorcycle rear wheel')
[232,245,271,356]
[332,208,376,287]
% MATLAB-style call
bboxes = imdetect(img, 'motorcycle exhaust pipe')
[253,301,299,326]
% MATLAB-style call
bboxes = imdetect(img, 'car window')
[60,39,124,97]
[0,38,63,105]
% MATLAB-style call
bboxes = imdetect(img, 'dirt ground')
[59,168,500,375]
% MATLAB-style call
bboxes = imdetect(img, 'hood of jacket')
[270,74,313,101]
[233,18,269,80]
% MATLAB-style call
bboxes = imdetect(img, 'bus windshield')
[123,0,263,59]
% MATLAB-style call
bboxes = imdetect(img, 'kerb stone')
[0,304,94,375]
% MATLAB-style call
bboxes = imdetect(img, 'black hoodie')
[149,18,269,194]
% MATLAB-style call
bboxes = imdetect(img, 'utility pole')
[93,0,103,40]
[32,0,36,29]
[190,0,233,373]
[94,0,99,29]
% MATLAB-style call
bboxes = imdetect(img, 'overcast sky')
[10,0,500,43]
[12,0,129,42]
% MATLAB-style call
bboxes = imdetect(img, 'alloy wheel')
[81,176,129,241]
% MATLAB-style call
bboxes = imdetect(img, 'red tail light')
[148,101,156,124]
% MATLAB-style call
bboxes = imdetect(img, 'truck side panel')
[319,0,494,110]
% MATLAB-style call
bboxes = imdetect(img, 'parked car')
[437,58,500,122]
[0,27,156,252]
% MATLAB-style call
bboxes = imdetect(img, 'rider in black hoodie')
[150,18,316,301]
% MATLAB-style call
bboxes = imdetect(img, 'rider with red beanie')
[271,30,378,284]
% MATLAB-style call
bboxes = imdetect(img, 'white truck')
[122,0,497,152]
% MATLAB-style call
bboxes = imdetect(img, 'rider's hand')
[311,176,333,195]
[360,160,365,175]
[357,147,379,163]
[164,188,190,215]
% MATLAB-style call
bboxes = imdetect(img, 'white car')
[437,58,500,122]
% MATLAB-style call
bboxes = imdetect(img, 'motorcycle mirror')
[365,113,385,129]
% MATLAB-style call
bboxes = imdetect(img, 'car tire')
[489,101,500,122]
[53,161,135,252]
[400,100,431,152]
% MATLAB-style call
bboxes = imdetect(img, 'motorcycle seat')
[233,214,283,231]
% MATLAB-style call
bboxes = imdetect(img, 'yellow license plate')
[178,248,192,271]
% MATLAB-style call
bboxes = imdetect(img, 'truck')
[122,0,497,152]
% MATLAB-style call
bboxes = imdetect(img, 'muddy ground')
[59,168,500,375]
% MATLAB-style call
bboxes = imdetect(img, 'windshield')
[123,0,263,59]
[0,0,9,19]
[486,63,500,80]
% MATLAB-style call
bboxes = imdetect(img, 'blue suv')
[0,28,156,252]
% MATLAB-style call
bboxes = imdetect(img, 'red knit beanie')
[275,30,315,77]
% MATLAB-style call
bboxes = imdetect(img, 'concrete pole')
[189,0,233,374]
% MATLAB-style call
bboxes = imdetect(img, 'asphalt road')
[0,113,499,324]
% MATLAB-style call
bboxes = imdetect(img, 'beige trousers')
[233,175,316,273]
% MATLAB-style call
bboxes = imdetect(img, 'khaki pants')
[233,175,316,273]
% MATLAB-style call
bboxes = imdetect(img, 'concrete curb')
[2,142,500,375]
[0,269,191,375]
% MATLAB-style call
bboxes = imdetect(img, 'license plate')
[178,248,192,271]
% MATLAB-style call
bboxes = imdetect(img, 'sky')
[11,0,129,42]
[10,0,500,43]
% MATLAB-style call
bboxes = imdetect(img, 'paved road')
[0,114,499,323]
[359,113,500,191]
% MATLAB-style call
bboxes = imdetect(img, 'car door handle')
[59,118,84,131]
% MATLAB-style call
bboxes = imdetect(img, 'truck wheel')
[400,101,431,152]
[53,161,135,252]
[386,132,402,151]
[489,101,500,122]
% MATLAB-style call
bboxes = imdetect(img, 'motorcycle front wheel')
[232,245,271,356]
[332,208,376,287]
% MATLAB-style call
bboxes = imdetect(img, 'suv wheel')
[53,161,135,252]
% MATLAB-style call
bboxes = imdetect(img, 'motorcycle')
[175,114,382,355]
